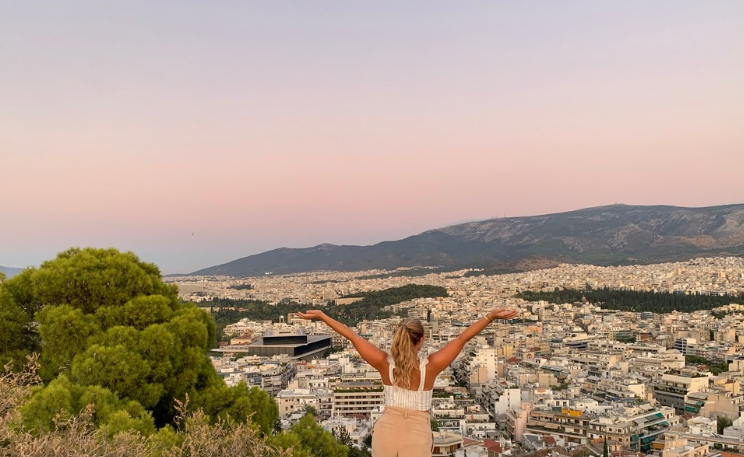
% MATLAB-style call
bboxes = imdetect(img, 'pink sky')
[1,1,743,273]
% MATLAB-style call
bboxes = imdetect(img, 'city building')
[246,328,332,360]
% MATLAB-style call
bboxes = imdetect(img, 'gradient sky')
[1,1,743,274]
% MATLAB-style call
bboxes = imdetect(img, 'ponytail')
[390,318,425,388]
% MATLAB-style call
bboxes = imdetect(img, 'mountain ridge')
[191,204,744,277]
[0,265,23,279]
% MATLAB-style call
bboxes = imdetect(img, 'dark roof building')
[246,328,332,361]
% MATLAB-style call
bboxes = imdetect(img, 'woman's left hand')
[487,309,519,321]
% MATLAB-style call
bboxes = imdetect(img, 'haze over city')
[2,1,743,273]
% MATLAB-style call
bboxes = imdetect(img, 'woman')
[298,307,518,457]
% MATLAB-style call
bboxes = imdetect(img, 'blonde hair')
[390,318,425,388]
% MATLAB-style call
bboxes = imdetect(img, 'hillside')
[0,265,23,278]
[191,204,744,276]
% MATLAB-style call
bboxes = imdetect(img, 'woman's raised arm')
[427,308,518,375]
[298,310,388,371]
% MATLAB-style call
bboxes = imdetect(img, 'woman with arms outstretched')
[298,307,518,457]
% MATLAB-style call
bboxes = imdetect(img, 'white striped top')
[383,356,433,411]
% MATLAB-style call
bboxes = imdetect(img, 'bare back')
[379,354,438,391]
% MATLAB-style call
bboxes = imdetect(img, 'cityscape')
[160,256,744,456]
[1,1,743,456]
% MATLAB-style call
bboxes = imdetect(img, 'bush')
[0,356,290,457]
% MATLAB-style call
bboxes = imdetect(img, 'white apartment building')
[331,381,384,418]
[276,388,321,417]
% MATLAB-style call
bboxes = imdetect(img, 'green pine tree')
[603,436,609,457]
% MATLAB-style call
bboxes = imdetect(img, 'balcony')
[654,385,686,394]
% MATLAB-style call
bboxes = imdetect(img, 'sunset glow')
[2,1,743,273]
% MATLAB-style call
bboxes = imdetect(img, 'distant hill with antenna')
[191,204,744,277]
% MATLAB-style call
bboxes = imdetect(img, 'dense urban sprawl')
[166,257,744,457]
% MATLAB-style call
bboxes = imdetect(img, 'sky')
[1,1,743,274]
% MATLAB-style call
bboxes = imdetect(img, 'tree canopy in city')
[206,283,448,331]
[1,248,277,434]
[269,413,349,457]
[328,284,447,323]
[517,287,744,313]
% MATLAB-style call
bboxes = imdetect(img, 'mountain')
[0,265,24,279]
[191,204,744,277]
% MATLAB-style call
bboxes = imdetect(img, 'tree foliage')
[333,426,353,446]
[0,282,32,371]
[269,413,348,457]
[191,381,278,435]
[517,287,744,313]
[718,416,733,434]
[334,427,372,457]
[1,360,290,457]
[207,284,448,329]
[1,247,277,435]
[327,284,447,323]
[356,268,445,280]
[685,355,729,375]
[603,437,609,457]
[20,374,155,436]
[208,300,305,343]
[8,248,177,317]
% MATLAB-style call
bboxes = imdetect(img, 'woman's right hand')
[297,310,327,321]
[487,309,518,321]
